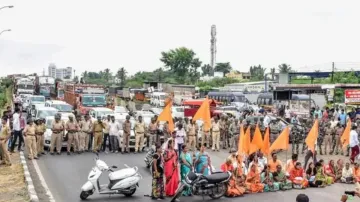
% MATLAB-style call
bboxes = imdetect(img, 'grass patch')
[0,153,30,202]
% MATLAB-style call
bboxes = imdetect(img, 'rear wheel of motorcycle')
[170,184,185,202]
[124,187,136,197]
[209,183,227,199]
[80,191,90,200]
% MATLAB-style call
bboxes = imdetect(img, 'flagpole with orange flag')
[192,97,211,132]
[249,124,264,155]
[237,125,245,169]
[157,101,175,133]
[261,127,270,157]
[243,127,251,156]
[269,127,290,154]
[341,119,352,149]
[305,119,319,154]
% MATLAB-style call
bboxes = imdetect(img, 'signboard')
[344,89,360,104]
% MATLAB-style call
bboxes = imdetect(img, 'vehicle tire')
[170,183,185,202]
[123,187,136,197]
[80,191,90,200]
[209,183,227,199]
[146,163,150,168]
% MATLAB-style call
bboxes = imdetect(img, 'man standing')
[187,120,197,152]
[109,116,120,153]
[339,109,347,127]
[219,116,227,149]
[211,117,220,152]
[134,116,145,154]
[228,119,240,152]
[102,115,111,153]
[323,122,333,155]
[285,106,291,123]
[0,116,11,166]
[122,115,131,154]
[10,107,23,153]
[35,119,46,156]
[66,115,80,155]
[148,118,157,147]
[349,123,359,164]
[50,114,64,155]
[201,122,210,148]
[81,115,92,152]
[92,116,105,153]
[23,119,38,160]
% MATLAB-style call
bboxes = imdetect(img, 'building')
[225,71,251,80]
[220,81,277,93]
[48,64,73,79]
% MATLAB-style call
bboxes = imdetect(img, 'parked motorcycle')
[171,171,231,202]
[80,154,142,200]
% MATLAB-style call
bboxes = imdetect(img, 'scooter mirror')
[112,166,117,169]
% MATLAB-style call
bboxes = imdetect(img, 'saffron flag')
[341,119,352,149]
[249,124,264,155]
[261,127,270,156]
[157,102,174,133]
[269,127,290,153]
[243,127,251,155]
[192,98,211,131]
[237,125,245,160]
[305,119,319,153]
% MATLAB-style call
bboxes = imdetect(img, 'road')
[26,147,354,202]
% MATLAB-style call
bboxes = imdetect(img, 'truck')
[117,87,131,100]
[51,81,65,100]
[16,77,34,95]
[64,83,108,115]
[35,76,55,99]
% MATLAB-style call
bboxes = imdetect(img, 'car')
[88,107,115,121]
[117,116,147,151]
[150,108,162,116]
[114,106,129,116]
[44,115,69,149]
[171,106,185,119]
[34,107,59,120]
[45,100,74,117]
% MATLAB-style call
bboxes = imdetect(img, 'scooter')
[80,154,142,200]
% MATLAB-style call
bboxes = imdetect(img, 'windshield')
[115,107,127,113]
[174,108,184,112]
[96,111,114,118]
[152,108,163,114]
[18,84,34,89]
[46,119,53,129]
[159,95,166,100]
[31,96,45,102]
[38,110,57,119]
[52,104,72,112]
[58,90,64,97]
[234,95,246,102]
[82,95,106,106]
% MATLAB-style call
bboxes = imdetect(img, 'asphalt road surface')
[27,148,354,202]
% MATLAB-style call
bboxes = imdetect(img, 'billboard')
[344,89,360,104]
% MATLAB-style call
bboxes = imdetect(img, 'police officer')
[211,117,221,151]
[134,116,146,154]
[24,119,38,160]
[302,118,313,154]
[331,123,344,155]
[228,118,240,152]
[50,114,64,155]
[148,118,158,147]
[35,118,46,156]
[269,119,281,144]
[122,115,131,154]
[187,119,198,152]
[66,115,80,155]
[92,116,105,153]
[323,122,333,155]
[316,115,325,155]
[219,115,227,149]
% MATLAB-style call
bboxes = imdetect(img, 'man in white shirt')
[263,112,271,127]
[108,116,121,153]
[258,152,268,168]
[349,123,359,164]
[284,106,291,122]
[10,107,24,152]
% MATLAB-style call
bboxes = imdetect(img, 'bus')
[207,91,249,105]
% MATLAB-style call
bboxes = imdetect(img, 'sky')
[0,0,360,77]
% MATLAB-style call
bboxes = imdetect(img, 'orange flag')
[157,102,174,132]
[269,127,290,153]
[305,119,319,153]
[341,119,352,149]
[261,127,270,156]
[243,127,251,155]
[192,98,211,131]
[237,125,245,160]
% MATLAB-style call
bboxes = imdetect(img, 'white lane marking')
[32,159,56,202]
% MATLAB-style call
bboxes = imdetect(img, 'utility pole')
[331,62,335,83]
[210,25,217,76]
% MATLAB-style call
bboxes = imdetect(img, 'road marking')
[32,159,56,202]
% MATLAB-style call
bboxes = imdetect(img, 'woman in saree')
[316,159,333,185]
[335,159,344,182]
[245,163,264,193]
[324,160,337,183]
[249,155,264,173]
[353,162,360,182]
[273,164,292,190]
[163,139,179,196]
[260,164,280,192]
[222,158,245,197]
[195,144,212,176]
[151,144,165,200]
[180,145,193,196]
[306,162,319,187]
[289,162,308,189]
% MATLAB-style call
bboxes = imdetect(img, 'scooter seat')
[204,172,229,184]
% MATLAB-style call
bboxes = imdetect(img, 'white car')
[117,117,147,151]
[44,115,69,149]
[89,107,115,121]
[34,107,59,120]
[26,95,46,113]
[45,100,74,117]
[171,106,185,119]
[114,106,129,115]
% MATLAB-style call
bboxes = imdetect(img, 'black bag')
[63,132,69,141]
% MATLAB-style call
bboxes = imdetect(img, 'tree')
[160,47,202,82]
[103,68,112,81]
[270,68,276,81]
[278,63,292,73]
[73,76,79,83]
[214,62,232,74]
[201,64,213,76]
[249,65,266,80]
[82,71,88,78]
[116,67,127,87]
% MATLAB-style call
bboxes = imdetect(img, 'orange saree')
[246,167,264,193]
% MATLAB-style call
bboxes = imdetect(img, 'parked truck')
[52,81,65,100]
[64,83,108,115]
[16,77,34,95]
[35,76,55,99]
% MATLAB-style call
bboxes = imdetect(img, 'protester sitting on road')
[341,162,355,184]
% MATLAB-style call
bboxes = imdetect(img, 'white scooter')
[80,154,142,200]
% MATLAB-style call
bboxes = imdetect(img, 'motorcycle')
[80,154,142,200]
[171,171,231,202]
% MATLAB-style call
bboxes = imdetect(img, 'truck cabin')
[182,99,219,118]
[79,94,107,108]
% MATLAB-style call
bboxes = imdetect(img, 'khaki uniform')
[333,126,344,154]
[187,123,197,151]
[51,121,64,153]
[80,120,92,151]
[324,127,333,154]
[0,124,11,165]
[66,121,80,152]
[134,121,145,152]
[212,122,220,151]
[24,124,38,159]
[201,125,210,148]
[92,121,105,152]
[35,124,46,154]
[148,123,157,147]
[122,121,131,152]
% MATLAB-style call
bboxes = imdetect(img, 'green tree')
[249,65,266,80]
[160,47,202,82]
[270,68,276,80]
[116,67,127,87]
[201,64,213,76]
[81,71,88,78]
[103,68,112,81]
[278,63,292,73]
[214,62,232,74]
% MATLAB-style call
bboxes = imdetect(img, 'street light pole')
[0,29,11,36]
[0,5,14,11]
